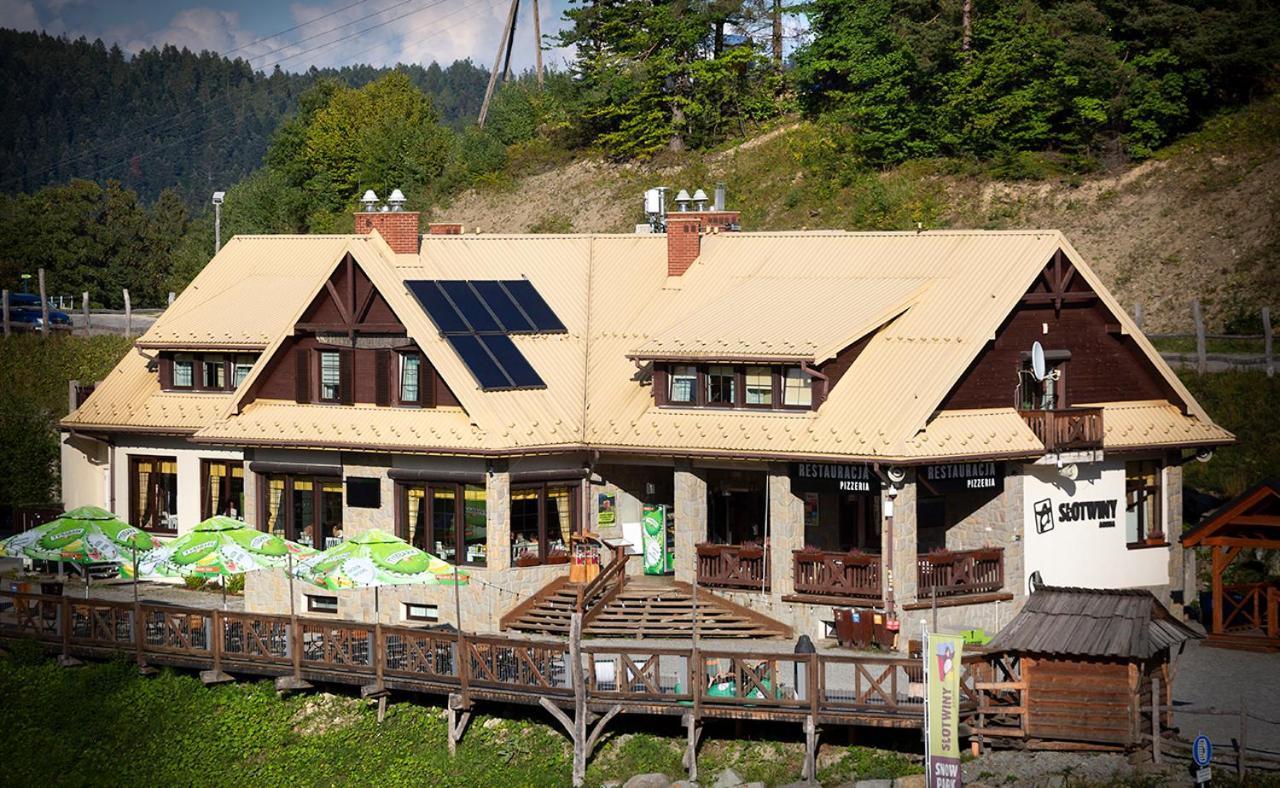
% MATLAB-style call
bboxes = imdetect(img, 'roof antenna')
[915,222,923,234]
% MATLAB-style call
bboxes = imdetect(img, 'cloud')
[1,0,41,30]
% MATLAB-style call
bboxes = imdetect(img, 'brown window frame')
[397,481,487,566]
[129,455,179,535]
[404,602,439,622]
[655,363,816,412]
[316,349,343,403]
[201,459,245,520]
[258,472,344,549]
[1017,350,1070,411]
[1125,459,1165,548]
[395,350,435,407]
[306,594,339,614]
[509,481,581,568]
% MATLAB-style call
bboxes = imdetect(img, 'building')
[59,202,1233,642]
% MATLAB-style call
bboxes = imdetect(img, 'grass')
[1177,369,1280,497]
[0,647,924,787]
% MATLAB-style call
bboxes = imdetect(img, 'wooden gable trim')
[1021,249,1098,315]
[1183,482,1280,547]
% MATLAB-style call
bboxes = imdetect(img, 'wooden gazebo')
[1182,479,1280,651]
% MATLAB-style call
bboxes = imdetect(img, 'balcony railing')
[917,547,1005,598]
[1019,407,1104,452]
[696,543,769,591]
[792,549,882,601]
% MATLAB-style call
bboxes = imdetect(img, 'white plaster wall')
[1022,461,1169,589]
[110,436,243,535]
[59,432,109,510]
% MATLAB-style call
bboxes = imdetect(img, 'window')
[202,460,245,520]
[745,366,773,406]
[261,474,344,548]
[782,367,812,407]
[306,594,339,614]
[1125,460,1164,545]
[203,359,226,389]
[706,365,736,406]
[510,482,579,566]
[400,353,421,403]
[233,356,254,387]
[319,351,341,401]
[172,356,194,388]
[130,456,179,533]
[401,482,487,566]
[1018,352,1068,411]
[404,603,438,622]
[669,365,697,404]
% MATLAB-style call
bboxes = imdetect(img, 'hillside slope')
[445,98,1280,333]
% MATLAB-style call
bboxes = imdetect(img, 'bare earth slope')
[445,99,1279,332]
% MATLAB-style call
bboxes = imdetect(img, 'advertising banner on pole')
[926,633,964,788]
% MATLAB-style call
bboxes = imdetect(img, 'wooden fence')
[1,268,169,338]
[1136,300,1275,376]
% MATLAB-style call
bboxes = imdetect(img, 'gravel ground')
[962,750,1191,787]
[1172,637,1280,758]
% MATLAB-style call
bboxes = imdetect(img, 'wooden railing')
[576,546,629,627]
[917,548,1005,598]
[696,543,769,591]
[792,550,881,601]
[1220,582,1280,635]
[1019,407,1104,451]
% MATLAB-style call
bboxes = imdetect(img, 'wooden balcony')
[1019,407,1104,452]
[792,549,882,602]
[917,547,1005,599]
[696,543,769,591]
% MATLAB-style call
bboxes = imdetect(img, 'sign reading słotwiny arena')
[926,632,964,788]
[790,462,881,493]
[921,461,1004,493]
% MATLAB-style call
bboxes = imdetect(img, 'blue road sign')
[1193,734,1212,767]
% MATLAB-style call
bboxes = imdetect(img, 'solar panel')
[502,280,566,333]
[472,280,535,333]
[439,280,502,334]
[479,334,544,388]
[407,281,468,334]
[444,334,511,389]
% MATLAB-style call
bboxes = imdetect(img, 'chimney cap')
[387,188,406,211]
[360,190,380,211]
[691,188,708,202]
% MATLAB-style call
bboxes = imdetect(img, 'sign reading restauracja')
[790,462,880,493]
[921,461,1004,493]
[1022,460,1168,590]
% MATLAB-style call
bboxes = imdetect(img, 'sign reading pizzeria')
[790,462,880,493]
[921,461,1004,494]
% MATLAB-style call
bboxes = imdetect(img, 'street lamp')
[211,191,226,254]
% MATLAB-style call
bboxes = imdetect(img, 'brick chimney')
[428,222,464,235]
[354,210,421,254]
[665,210,740,276]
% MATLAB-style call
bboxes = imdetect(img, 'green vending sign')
[641,504,671,575]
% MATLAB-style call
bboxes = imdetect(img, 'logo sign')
[1033,498,1055,533]
[1193,734,1212,767]
[922,462,1003,493]
[790,462,880,494]
[926,633,964,788]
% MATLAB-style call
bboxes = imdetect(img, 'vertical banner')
[927,633,964,788]
[641,504,666,575]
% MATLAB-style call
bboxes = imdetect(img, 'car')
[8,303,73,331]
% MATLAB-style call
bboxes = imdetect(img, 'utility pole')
[772,0,783,72]
[478,0,521,128]
[531,0,544,86]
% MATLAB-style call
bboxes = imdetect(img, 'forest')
[0,0,1276,306]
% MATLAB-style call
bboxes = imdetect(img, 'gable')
[940,250,1184,412]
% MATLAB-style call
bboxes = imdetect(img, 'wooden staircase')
[501,574,792,639]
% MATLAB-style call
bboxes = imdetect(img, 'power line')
[219,0,375,60]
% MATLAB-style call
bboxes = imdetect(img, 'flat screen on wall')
[346,477,381,509]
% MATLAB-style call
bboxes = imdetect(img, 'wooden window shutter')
[374,349,390,406]
[422,356,436,408]
[159,357,173,390]
[339,349,354,405]
[294,348,309,403]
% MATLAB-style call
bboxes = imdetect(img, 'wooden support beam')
[123,288,132,337]
[539,696,575,738]
[447,693,472,756]
[1151,676,1161,764]
[802,716,818,781]
[682,711,703,780]
[1192,299,1206,374]
[478,0,520,128]
[584,704,623,758]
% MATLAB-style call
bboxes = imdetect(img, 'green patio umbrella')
[126,516,313,609]
[294,528,469,618]
[1,506,157,597]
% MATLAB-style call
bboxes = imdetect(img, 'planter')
[736,546,765,561]
[968,548,1003,561]
[696,543,723,557]
[546,553,570,565]
[514,554,542,568]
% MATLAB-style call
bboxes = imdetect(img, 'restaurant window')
[319,351,341,401]
[202,460,245,520]
[306,594,339,614]
[400,353,421,404]
[669,365,697,404]
[404,603,438,622]
[705,365,736,406]
[233,356,255,387]
[782,367,812,407]
[1125,460,1163,545]
[172,356,194,388]
[401,482,486,566]
[130,456,178,533]
[745,366,773,407]
[203,359,226,389]
[261,473,343,549]
[510,482,579,566]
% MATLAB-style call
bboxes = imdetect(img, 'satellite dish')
[1059,463,1078,481]
[886,466,906,484]
[1031,341,1047,381]
[1028,570,1044,595]
[1195,448,1214,463]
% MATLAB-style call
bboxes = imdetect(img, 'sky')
[0,0,581,73]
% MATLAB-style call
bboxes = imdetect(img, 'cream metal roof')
[65,227,1231,461]
[1087,400,1235,449]
[62,351,230,433]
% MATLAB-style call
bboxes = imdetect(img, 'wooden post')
[570,612,587,787]
[81,292,90,336]
[1263,306,1274,378]
[2,288,9,337]
[477,0,520,127]
[374,622,385,690]
[123,289,132,337]
[60,596,71,661]
[211,609,222,675]
[168,291,175,308]
[38,269,48,337]
[1192,299,1206,374]
[1239,695,1248,778]
[292,615,303,679]
[1151,676,1161,764]
[1133,302,1144,332]
[530,0,543,86]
